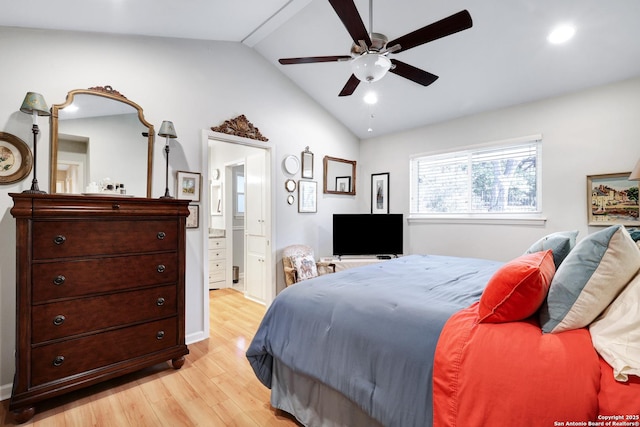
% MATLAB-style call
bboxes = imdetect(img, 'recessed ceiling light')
[547,24,576,44]
[363,92,378,105]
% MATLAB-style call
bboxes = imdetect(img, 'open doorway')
[206,133,273,306]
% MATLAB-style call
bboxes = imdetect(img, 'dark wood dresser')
[9,193,190,423]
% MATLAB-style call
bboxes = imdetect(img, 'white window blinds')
[410,137,541,216]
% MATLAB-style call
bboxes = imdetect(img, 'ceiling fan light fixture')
[351,53,391,83]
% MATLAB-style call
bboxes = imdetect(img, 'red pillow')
[478,250,555,323]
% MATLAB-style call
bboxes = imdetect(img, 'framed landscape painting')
[587,172,639,226]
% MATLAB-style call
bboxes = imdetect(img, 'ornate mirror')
[50,86,154,197]
[301,146,313,179]
[323,156,356,195]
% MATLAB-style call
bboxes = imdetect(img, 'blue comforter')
[246,254,502,427]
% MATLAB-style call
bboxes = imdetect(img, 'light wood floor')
[0,289,301,426]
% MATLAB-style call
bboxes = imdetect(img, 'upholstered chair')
[282,244,334,286]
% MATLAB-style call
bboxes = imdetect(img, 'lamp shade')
[158,120,177,138]
[20,92,50,116]
[351,53,392,83]
[629,159,640,180]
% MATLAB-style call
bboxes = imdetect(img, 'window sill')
[407,215,547,226]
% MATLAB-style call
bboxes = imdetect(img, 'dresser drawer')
[208,248,225,261]
[32,253,178,303]
[209,238,226,250]
[32,285,177,343]
[32,220,178,260]
[31,317,178,387]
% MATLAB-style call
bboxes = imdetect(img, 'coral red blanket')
[433,302,640,426]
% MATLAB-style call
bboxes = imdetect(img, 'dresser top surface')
[10,193,191,218]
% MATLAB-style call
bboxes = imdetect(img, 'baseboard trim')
[1,382,12,402]
[186,331,208,345]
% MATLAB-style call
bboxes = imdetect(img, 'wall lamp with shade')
[19,92,50,193]
[629,160,640,181]
[158,120,177,198]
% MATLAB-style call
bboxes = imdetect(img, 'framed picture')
[371,172,390,214]
[0,131,33,185]
[298,180,317,213]
[335,176,351,193]
[176,171,202,202]
[186,204,199,228]
[587,172,639,226]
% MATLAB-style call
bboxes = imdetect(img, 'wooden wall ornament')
[87,85,127,99]
[211,115,268,142]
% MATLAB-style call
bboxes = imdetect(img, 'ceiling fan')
[278,0,473,96]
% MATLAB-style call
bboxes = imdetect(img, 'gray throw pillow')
[540,225,640,334]
[525,230,578,269]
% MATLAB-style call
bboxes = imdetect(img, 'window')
[410,136,542,221]
[233,167,245,217]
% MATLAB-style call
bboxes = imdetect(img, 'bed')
[247,225,640,426]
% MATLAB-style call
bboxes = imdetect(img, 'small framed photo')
[335,176,351,193]
[176,171,202,202]
[186,204,199,229]
[587,172,639,226]
[0,132,33,185]
[298,180,317,213]
[371,172,390,214]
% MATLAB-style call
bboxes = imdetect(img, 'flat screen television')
[332,214,403,257]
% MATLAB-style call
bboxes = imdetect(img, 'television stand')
[322,255,398,272]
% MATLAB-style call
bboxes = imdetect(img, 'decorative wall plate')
[283,155,300,175]
[0,132,33,184]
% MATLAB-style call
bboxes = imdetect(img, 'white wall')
[0,26,359,399]
[358,76,640,262]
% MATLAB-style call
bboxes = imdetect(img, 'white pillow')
[590,271,640,381]
[290,254,318,282]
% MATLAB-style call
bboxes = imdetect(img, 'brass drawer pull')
[156,297,165,306]
[53,315,66,326]
[157,231,166,240]
[53,356,65,367]
[53,275,66,286]
[157,265,166,273]
[156,331,165,340]
[53,235,66,245]
[112,203,120,209]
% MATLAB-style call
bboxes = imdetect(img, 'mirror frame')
[49,86,155,197]
[323,155,356,195]
[301,147,313,179]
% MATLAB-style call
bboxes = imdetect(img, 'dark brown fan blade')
[339,74,360,97]
[390,59,439,86]
[387,10,472,53]
[328,0,372,47]
[279,55,351,65]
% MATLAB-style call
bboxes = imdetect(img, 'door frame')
[200,130,276,335]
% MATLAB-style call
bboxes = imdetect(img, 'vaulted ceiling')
[2,0,640,139]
